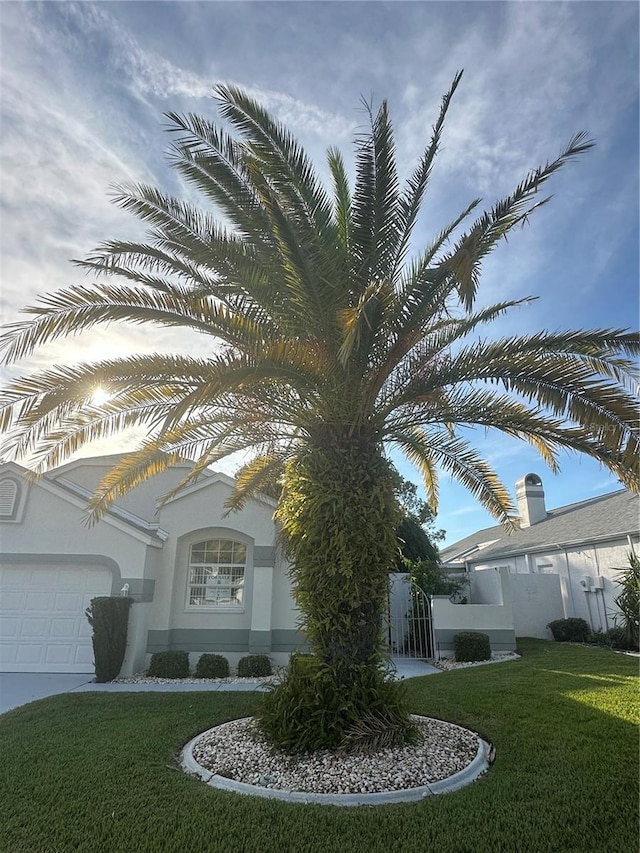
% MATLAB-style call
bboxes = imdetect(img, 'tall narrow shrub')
[85,596,133,682]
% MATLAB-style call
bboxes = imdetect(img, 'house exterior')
[440,474,640,638]
[4,456,632,675]
[0,455,302,675]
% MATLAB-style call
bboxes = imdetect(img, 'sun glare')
[91,387,111,407]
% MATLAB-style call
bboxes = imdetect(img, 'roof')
[0,461,166,546]
[49,475,169,542]
[441,488,639,566]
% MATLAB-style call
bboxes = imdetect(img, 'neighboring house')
[440,474,640,638]
[0,455,302,675]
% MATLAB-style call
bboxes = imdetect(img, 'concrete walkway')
[0,657,439,715]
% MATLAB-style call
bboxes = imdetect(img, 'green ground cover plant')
[1,640,637,853]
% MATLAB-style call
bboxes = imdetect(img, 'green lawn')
[1,639,637,853]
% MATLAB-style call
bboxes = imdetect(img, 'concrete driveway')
[0,672,94,715]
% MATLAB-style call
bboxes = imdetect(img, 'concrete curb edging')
[180,719,491,807]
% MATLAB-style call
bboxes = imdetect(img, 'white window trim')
[184,537,247,613]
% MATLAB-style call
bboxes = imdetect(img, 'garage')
[0,562,112,672]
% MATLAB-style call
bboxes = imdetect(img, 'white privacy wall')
[508,573,565,639]
[470,535,638,634]
[431,567,516,657]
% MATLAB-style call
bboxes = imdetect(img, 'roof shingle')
[441,489,639,565]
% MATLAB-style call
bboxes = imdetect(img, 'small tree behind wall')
[86,596,133,682]
[612,553,640,651]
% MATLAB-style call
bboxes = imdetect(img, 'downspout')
[592,546,609,632]
[584,590,595,632]
[599,589,609,632]
[562,547,577,617]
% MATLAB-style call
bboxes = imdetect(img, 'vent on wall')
[0,478,19,518]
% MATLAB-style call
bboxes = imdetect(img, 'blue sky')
[1,1,638,546]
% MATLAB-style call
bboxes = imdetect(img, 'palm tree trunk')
[257,439,414,750]
[277,440,400,682]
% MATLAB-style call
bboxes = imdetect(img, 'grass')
[1,639,638,853]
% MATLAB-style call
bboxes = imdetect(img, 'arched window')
[0,478,19,519]
[186,539,246,608]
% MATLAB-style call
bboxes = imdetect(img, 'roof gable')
[0,462,165,546]
[48,454,214,522]
[159,470,277,512]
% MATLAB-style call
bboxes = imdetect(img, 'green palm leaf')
[0,80,637,520]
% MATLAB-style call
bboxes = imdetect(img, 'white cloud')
[55,1,355,141]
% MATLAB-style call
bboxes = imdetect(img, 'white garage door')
[0,563,113,672]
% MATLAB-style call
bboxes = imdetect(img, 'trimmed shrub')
[237,654,273,678]
[547,618,591,643]
[607,626,638,652]
[147,650,190,679]
[453,631,491,662]
[586,630,611,647]
[194,653,230,679]
[85,596,133,683]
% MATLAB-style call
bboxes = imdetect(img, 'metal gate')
[386,576,433,659]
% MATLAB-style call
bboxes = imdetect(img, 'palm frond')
[214,85,334,231]
[327,146,351,255]
[391,70,464,277]
[224,453,286,514]
[0,283,263,363]
[443,132,595,310]
[350,98,401,290]
[390,427,518,524]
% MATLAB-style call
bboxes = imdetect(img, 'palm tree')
[1,74,638,749]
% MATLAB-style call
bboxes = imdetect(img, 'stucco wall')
[470,567,504,604]
[431,567,515,657]
[0,473,158,675]
[471,535,639,633]
[1,478,153,577]
[143,477,300,661]
[509,573,564,638]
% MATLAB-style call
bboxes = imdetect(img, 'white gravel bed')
[433,652,520,671]
[191,715,480,794]
[115,674,278,685]
[116,653,519,684]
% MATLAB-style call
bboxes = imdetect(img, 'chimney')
[515,473,547,527]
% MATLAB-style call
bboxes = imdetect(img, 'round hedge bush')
[194,653,230,679]
[147,651,190,679]
[453,631,491,662]
[237,654,273,677]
